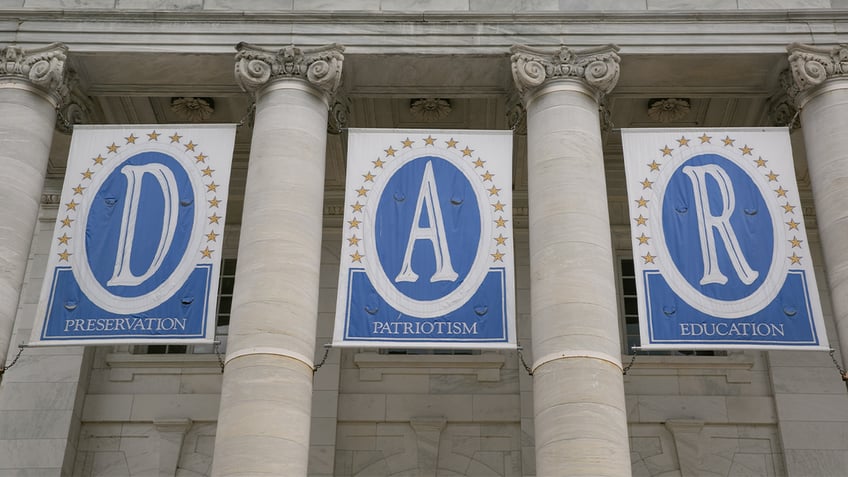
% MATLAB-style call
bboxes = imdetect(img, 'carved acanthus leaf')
[234,42,344,103]
[787,43,848,94]
[510,44,621,102]
[0,42,71,105]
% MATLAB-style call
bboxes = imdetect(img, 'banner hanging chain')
[213,342,225,374]
[0,345,26,378]
[828,349,848,382]
[236,101,256,128]
[517,345,533,376]
[622,349,639,376]
[313,344,332,374]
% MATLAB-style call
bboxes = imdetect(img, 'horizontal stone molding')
[354,352,506,382]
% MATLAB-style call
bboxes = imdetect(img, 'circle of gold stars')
[347,135,510,265]
[58,130,222,264]
[633,133,805,268]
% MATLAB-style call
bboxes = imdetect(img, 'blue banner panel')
[32,125,236,346]
[334,129,516,349]
[622,128,828,350]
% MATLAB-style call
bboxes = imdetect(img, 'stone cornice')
[0,42,70,107]
[234,42,344,104]
[510,44,620,103]
[787,43,848,97]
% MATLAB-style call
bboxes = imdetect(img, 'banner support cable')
[0,345,26,378]
[517,344,533,377]
[312,343,332,375]
[828,348,848,383]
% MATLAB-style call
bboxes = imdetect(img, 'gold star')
[384,146,397,157]
[348,235,361,247]
[491,250,505,262]
[461,146,473,157]
[635,197,649,208]
[60,216,73,228]
[206,231,219,242]
[722,136,735,147]
[362,171,375,182]
[677,136,690,147]
[195,153,208,163]
[207,182,218,192]
[739,144,753,155]
[481,171,494,181]
[636,232,650,245]
[495,234,508,246]
[373,158,385,168]
[445,138,458,148]
[754,156,767,168]
[492,201,505,212]
[401,138,414,148]
[660,145,673,156]
[775,186,788,198]
[184,141,197,152]
[789,253,802,265]
[208,197,220,208]
[766,170,779,182]
[72,184,85,195]
[495,216,507,228]
[641,178,653,189]
[789,236,803,248]
[635,215,648,226]
[487,185,501,196]
[351,202,364,213]
[201,166,215,177]
[699,133,712,144]
[170,132,182,143]
[786,219,800,230]
[57,233,70,245]
[147,131,160,141]
[423,135,436,146]
[57,250,71,262]
[92,154,105,165]
[208,213,221,224]
[348,218,361,229]
[81,169,93,180]
[356,186,368,197]
[201,247,213,259]
[65,199,78,211]
[782,202,796,214]
[125,133,137,144]
[647,160,661,172]
[473,158,485,168]
[107,142,119,153]
[642,252,656,264]
[350,251,364,263]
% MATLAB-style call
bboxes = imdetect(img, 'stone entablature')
[234,42,344,104]
[510,44,620,102]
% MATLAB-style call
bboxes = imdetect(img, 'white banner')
[333,129,516,348]
[31,125,236,346]
[622,128,828,350]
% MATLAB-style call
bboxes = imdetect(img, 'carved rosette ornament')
[234,42,344,105]
[510,44,621,103]
[0,42,71,107]
[787,43,848,99]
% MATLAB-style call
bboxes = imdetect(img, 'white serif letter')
[108,164,180,287]
[682,164,758,286]
[395,160,458,283]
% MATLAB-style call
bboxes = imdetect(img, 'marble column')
[0,43,69,369]
[511,45,631,476]
[788,43,848,371]
[211,43,343,476]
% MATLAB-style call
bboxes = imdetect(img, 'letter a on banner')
[333,129,516,349]
[621,128,829,350]
[30,125,236,346]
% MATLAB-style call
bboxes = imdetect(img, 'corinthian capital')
[787,43,848,94]
[0,42,70,106]
[234,42,344,104]
[510,44,620,102]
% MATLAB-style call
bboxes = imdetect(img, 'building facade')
[1,2,848,476]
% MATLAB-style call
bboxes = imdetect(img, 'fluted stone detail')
[788,43,848,94]
[510,44,620,101]
[234,42,344,104]
[0,43,70,106]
